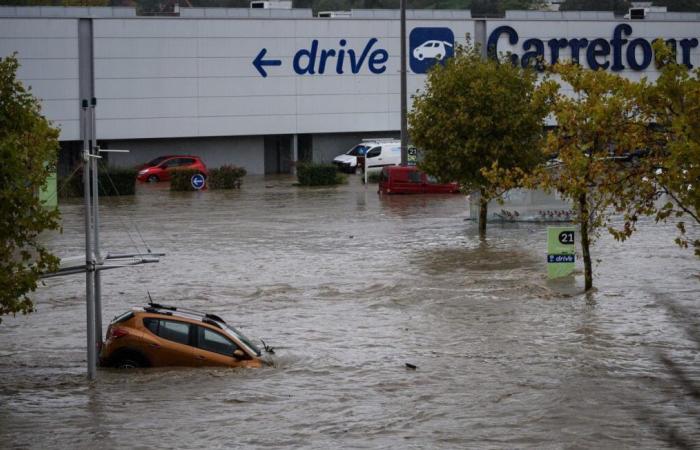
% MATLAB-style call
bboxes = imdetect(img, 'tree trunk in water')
[479,191,488,236]
[579,193,593,291]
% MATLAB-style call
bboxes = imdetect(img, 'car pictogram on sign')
[412,40,453,61]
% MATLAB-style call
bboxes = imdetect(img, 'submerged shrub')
[297,163,345,186]
[208,165,246,189]
[170,169,203,192]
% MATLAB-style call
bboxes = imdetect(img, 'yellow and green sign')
[547,226,575,279]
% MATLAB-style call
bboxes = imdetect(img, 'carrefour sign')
[488,24,699,71]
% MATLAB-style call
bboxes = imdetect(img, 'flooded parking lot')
[1,175,699,449]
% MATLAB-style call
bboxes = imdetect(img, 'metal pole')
[291,134,298,176]
[82,99,96,380]
[90,97,102,348]
[400,0,408,165]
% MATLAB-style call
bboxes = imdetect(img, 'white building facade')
[1,7,698,174]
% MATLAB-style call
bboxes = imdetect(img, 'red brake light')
[110,327,129,339]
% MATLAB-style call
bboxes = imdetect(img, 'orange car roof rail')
[146,301,226,324]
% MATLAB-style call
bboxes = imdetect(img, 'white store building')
[1,6,698,175]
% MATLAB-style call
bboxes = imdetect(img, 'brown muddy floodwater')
[1,175,699,449]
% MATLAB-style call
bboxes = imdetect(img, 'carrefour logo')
[410,27,455,74]
[487,24,699,71]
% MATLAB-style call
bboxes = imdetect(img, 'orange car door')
[193,325,244,368]
[142,318,198,367]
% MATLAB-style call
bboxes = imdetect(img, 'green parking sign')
[547,226,575,279]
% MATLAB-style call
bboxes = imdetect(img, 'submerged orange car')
[99,304,271,369]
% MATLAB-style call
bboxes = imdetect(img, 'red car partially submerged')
[378,166,460,194]
[136,155,208,182]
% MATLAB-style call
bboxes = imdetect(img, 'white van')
[361,139,402,175]
[332,138,401,174]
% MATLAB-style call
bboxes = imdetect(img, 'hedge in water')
[297,163,345,186]
[170,169,204,191]
[208,165,247,189]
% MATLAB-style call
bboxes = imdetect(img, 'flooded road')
[1,175,699,449]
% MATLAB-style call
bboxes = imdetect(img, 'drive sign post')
[547,226,575,279]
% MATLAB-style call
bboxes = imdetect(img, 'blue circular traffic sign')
[191,173,205,190]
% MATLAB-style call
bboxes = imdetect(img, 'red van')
[378,166,460,194]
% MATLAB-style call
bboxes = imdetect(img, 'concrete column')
[291,134,298,175]
[78,19,94,117]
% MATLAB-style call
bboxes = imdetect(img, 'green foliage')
[59,166,137,198]
[208,165,247,190]
[297,163,345,186]
[470,0,546,16]
[558,0,630,14]
[620,40,700,255]
[0,54,61,323]
[0,0,107,4]
[650,0,700,11]
[531,63,648,290]
[170,169,204,191]
[409,40,551,233]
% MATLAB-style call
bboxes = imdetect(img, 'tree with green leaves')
[614,40,700,255]
[558,0,631,14]
[0,54,61,324]
[651,0,700,12]
[408,41,551,235]
[530,63,648,291]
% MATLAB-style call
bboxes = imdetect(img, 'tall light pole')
[400,0,408,165]
[81,98,96,380]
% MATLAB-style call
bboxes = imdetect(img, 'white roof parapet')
[645,11,700,20]
[409,9,472,19]
[350,8,471,19]
[179,7,312,18]
[350,9,398,19]
[0,5,136,17]
[505,10,615,20]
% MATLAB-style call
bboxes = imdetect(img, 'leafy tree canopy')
[409,41,551,234]
[614,40,700,254]
[559,0,630,14]
[0,54,61,324]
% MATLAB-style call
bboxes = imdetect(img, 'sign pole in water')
[400,0,408,165]
[547,226,576,279]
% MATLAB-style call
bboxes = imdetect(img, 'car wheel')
[417,53,424,61]
[115,357,142,369]
[147,175,159,183]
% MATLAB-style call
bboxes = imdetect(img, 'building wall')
[2,11,699,173]
[106,135,265,174]
[0,18,80,140]
[91,17,474,141]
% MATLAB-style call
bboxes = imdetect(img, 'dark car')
[136,155,208,182]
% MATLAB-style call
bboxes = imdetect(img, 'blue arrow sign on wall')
[253,48,282,77]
